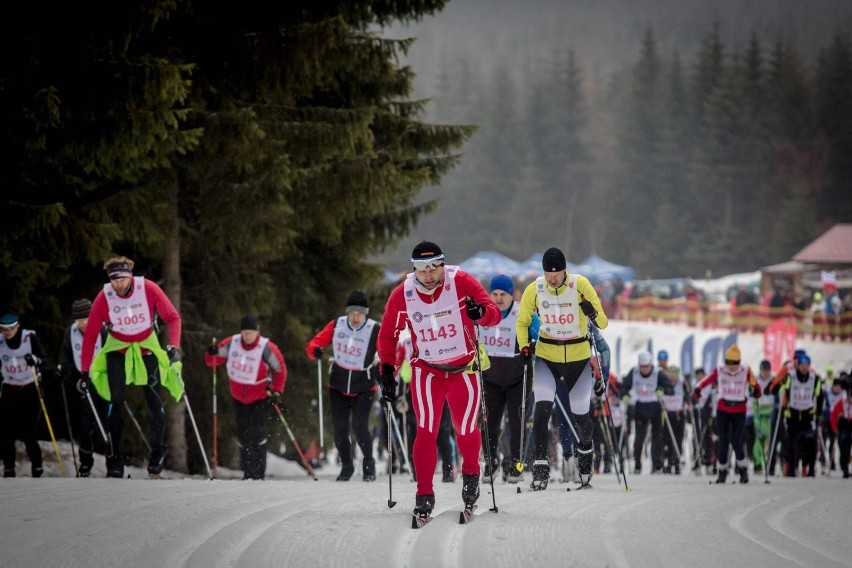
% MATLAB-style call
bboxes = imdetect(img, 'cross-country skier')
[81,256,183,479]
[376,241,500,524]
[516,247,608,490]
[480,274,538,483]
[57,299,109,477]
[306,291,379,482]
[619,350,673,474]
[692,345,762,483]
[0,311,49,478]
[206,315,286,480]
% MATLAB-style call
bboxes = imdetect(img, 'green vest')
[90,332,184,403]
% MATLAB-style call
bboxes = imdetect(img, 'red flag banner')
[764,319,797,369]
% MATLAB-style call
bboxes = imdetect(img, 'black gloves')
[166,345,181,363]
[594,378,606,397]
[312,346,324,358]
[24,353,36,367]
[379,363,398,402]
[579,300,597,320]
[207,344,219,356]
[521,346,531,362]
[464,297,485,321]
[752,384,762,399]
[691,387,702,402]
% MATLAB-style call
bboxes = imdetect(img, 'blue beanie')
[490,274,514,296]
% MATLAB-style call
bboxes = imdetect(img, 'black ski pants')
[714,409,746,469]
[105,351,164,474]
[235,398,272,479]
[0,383,43,473]
[328,388,374,470]
[482,377,528,469]
[633,402,663,471]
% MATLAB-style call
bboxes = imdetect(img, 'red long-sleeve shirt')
[695,365,759,414]
[377,269,500,370]
[830,395,851,433]
[204,335,287,404]
[81,278,181,371]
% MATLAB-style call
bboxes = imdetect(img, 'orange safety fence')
[615,296,852,342]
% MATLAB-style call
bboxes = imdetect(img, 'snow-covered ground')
[1,447,850,568]
[1,321,850,568]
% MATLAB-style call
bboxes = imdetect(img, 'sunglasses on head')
[411,255,445,271]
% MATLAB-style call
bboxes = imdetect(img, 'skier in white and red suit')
[376,241,500,518]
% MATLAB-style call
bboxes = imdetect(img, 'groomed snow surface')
[2,321,850,568]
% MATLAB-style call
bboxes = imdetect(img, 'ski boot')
[106,455,124,479]
[714,469,728,484]
[336,462,354,482]
[362,458,376,482]
[78,450,94,478]
[481,459,499,483]
[412,494,435,529]
[31,466,43,478]
[462,473,480,506]
[737,466,749,484]
[506,460,524,484]
[576,449,594,490]
[460,473,479,523]
[530,460,549,491]
[441,462,454,483]
[148,445,166,478]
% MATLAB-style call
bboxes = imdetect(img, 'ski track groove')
[180,491,335,568]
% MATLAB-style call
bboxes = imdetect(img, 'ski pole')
[29,366,66,477]
[123,401,152,453]
[272,401,318,480]
[401,385,413,482]
[517,359,528,474]
[317,359,324,449]
[385,402,397,508]
[587,323,630,491]
[58,376,78,472]
[211,337,218,479]
[83,386,109,445]
[765,403,784,483]
[388,403,412,482]
[816,421,829,477]
[554,391,581,441]
[657,397,683,465]
[183,390,214,480]
[473,323,498,513]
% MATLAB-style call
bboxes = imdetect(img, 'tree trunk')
[162,179,188,473]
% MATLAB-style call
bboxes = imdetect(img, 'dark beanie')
[346,290,369,314]
[240,315,259,330]
[71,299,92,319]
[542,247,566,272]
[411,240,444,260]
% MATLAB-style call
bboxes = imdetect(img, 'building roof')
[792,224,852,264]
